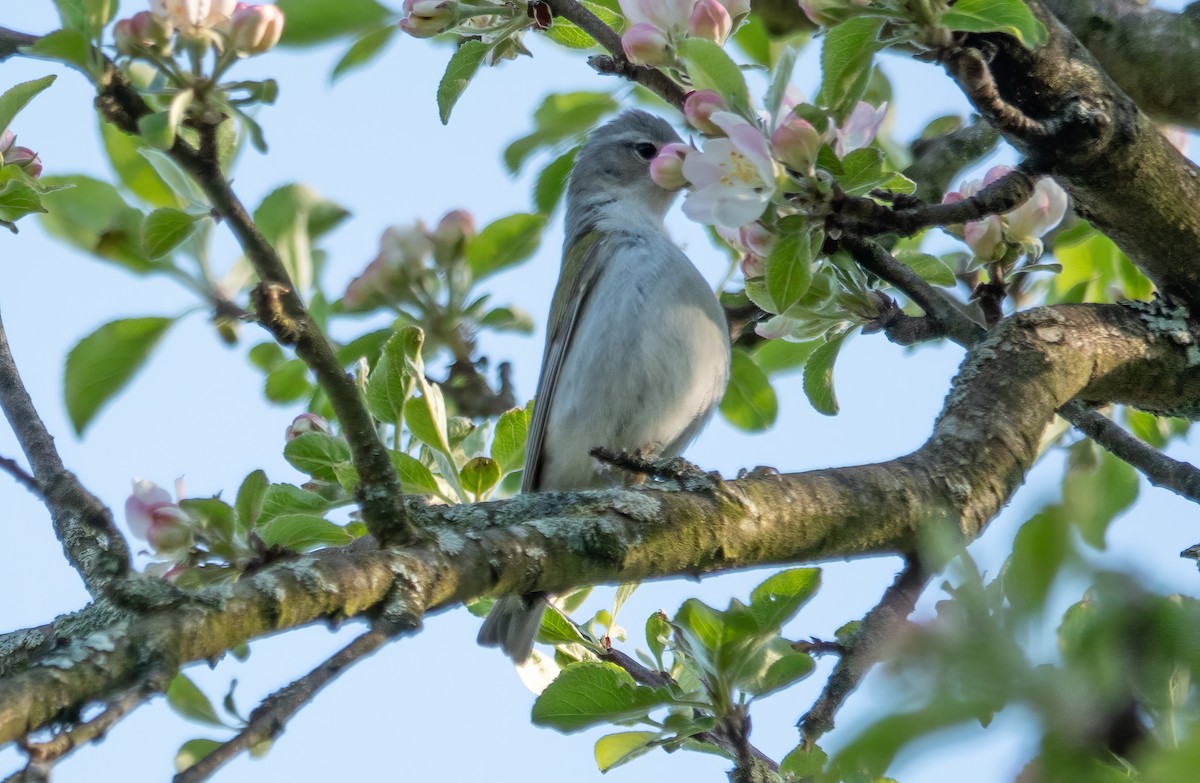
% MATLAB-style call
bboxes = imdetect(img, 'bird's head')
[566,110,684,220]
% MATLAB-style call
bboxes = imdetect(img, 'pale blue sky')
[1,3,1197,782]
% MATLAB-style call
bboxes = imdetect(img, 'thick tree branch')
[0,313,130,594]
[904,118,1001,202]
[797,559,928,746]
[174,629,395,782]
[941,0,1200,308]
[1045,0,1200,129]
[89,67,415,546]
[1,303,1198,746]
[543,0,688,109]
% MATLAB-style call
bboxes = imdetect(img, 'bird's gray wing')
[522,230,607,493]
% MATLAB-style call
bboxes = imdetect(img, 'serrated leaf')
[595,731,660,772]
[0,180,46,223]
[366,328,421,425]
[780,745,828,778]
[491,405,531,475]
[738,637,815,697]
[940,0,1047,48]
[235,469,268,530]
[749,568,821,631]
[765,229,818,315]
[817,17,884,120]
[166,674,224,727]
[719,348,778,432]
[466,213,547,280]
[141,207,198,258]
[802,332,848,416]
[21,30,92,74]
[531,662,677,732]
[893,249,956,287]
[461,456,501,499]
[259,483,333,522]
[0,76,56,136]
[276,0,390,45]
[332,25,397,81]
[284,432,352,482]
[538,607,590,647]
[389,450,441,496]
[836,147,888,196]
[437,40,489,125]
[64,317,174,434]
[257,513,352,551]
[678,38,750,112]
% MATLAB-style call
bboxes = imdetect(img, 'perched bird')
[478,110,732,662]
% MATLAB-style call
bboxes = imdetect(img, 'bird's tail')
[477,593,547,663]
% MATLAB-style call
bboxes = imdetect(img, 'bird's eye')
[633,142,658,160]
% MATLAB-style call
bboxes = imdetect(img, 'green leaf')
[0,179,46,223]
[531,662,676,732]
[802,332,848,416]
[389,450,441,496]
[332,25,397,81]
[738,637,815,697]
[749,568,821,632]
[460,456,501,499]
[180,497,236,543]
[595,731,660,772]
[64,317,173,435]
[253,184,350,292]
[38,175,153,273]
[235,469,269,530]
[0,76,56,135]
[1061,447,1139,549]
[719,348,778,432]
[276,0,390,46]
[940,0,1047,48]
[836,147,889,196]
[1003,508,1069,614]
[765,229,818,315]
[677,38,750,112]
[491,405,531,475]
[466,213,547,281]
[673,598,763,678]
[645,611,671,670]
[136,147,208,206]
[264,359,312,403]
[22,30,92,74]
[542,2,622,50]
[894,249,956,287]
[437,40,489,125]
[259,482,333,522]
[533,146,579,214]
[100,122,179,208]
[137,111,176,150]
[366,328,422,425]
[175,739,222,773]
[504,92,616,173]
[140,207,198,259]
[53,0,88,30]
[284,432,352,482]
[257,513,353,551]
[538,607,590,647]
[751,339,818,375]
[817,17,884,119]
[780,745,828,778]
[405,386,451,455]
[166,674,224,727]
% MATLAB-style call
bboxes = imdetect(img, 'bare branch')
[0,455,39,497]
[0,27,38,62]
[0,312,130,594]
[174,629,395,783]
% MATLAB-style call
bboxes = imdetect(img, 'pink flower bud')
[0,130,14,157]
[687,0,731,43]
[649,142,691,190]
[718,0,750,24]
[433,209,475,263]
[770,115,821,172]
[622,23,673,67]
[115,11,174,55]
[286,412,333,441]
[125,479,193,555]
[228,3,285,55]
[740,221,776,259]
[982,164,1012,187]
[1003,176,1068,246]
[399,0,457,38]
[834,101,886,157]
[964,215,1003,260]
[7,147,42,179]
[683,90,726,135]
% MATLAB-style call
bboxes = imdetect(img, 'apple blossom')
[771,114,822,172]
[621,23,674,67]
[286,412,333,441]
[964,215,1004,261]
[433,209,476,262]
[0,130,14,159]
[680,111,777,228]
[343,223,434,310]
[649,142,691,190]
[834,101,886,158]
[228,3,285,55]
[6,147,42,179]
[399,0,457,38]
[683,90,726,135]
[152,0,237,34]
[719,222,776,277]
[125,478,193,555]
[687,0,732,43]
[1004,177,1068,255]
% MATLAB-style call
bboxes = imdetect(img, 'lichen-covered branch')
[941,0,1200,308]
[1,302,1197,746]
[1045,0,1200,129]
[0,312,131,595]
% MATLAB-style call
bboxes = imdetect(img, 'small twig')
[0,454,39,497]
[543,0,687,109]
[0,27,38,62]
[1059,400,1200,504]
[0,312,131,594]
[943,46,1055,139]
[861,293,950,346]
[174,628,394,783]
[589,446,720,490]
[791,637,844,656]
[798,558,929,746]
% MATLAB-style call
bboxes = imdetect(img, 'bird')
[477,110,732,662]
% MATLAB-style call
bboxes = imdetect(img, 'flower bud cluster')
[115,1,284,58]
[125,478,194,557]
[943,166,1069,261]
[618,0,750,67]
[0,129,43,179]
